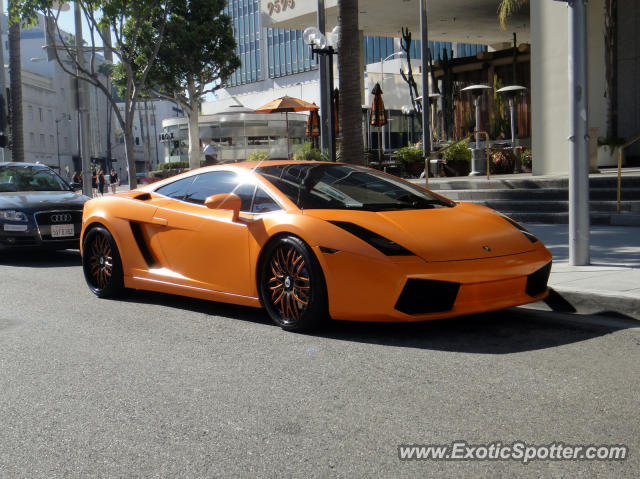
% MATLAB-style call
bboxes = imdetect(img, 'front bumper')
[0,210,83,250]
[316,246,553,322]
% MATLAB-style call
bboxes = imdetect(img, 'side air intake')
[526,262,552,297]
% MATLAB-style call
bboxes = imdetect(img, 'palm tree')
[603,0,617,140]
[498,0,529,30]
[499,0,618,140]
[8,0,23,162]
[337,0,363,164]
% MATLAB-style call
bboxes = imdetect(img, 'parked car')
[0,162,90,250]
[80,161,552,331]
[136,172,159,185]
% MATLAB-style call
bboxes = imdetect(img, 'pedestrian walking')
[97,169,105,196]
[109,168,118,194]
[91,170,98,197]
[203,141,218,165]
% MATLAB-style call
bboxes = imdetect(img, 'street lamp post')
[303,25,339,162]
[55,114,70,171]
[380,51,406,152]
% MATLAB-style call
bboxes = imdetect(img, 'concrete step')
[440,187,640,201]
[426,174,640,191]
[474,199,640,213]
[502,211,635,225]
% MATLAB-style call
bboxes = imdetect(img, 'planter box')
[597,145,625,167]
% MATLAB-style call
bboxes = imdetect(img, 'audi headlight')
[0,210,28,222]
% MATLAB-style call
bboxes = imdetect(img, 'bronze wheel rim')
[87,233,113,289]
[266,245,310,323]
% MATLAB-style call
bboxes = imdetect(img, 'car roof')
[0,162,53,170]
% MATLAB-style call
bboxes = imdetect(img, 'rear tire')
[82,226,124,298]
[259,236,328,332]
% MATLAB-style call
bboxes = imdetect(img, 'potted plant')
[597,137,626,167]
[442,140,472,176]
[395,146,424,177]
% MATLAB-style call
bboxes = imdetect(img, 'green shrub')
[294,142,329,161]
[442,140,472,162]
[247,151,271,162]
[158,161,189,171]
[395,146,424,168]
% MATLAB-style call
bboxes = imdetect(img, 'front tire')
[259,236,328,332]
[82,226,124,298]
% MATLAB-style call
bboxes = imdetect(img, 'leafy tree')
[116,0,240,170]
[15,0,172,189]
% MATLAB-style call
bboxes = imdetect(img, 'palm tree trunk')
[8,0,23,162]
[337,0,363,164]
[604,0,618,139]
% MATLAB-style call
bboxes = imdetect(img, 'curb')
[526,287,640,321]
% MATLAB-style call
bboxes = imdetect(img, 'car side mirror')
[70,182,82,192]
[204,193,241,221]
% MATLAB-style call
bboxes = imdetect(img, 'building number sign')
[268,0,295,16]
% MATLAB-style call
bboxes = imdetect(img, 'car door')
[148,171,254,296]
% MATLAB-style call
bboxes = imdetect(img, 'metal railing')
[617,133,640,213]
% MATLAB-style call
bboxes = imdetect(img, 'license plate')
[51,224,74,237]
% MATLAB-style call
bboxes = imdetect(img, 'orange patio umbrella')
[255,96,319,159]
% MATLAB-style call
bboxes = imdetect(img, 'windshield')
[0,165,71,193]
[256,163,454,211]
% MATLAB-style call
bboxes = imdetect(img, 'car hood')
[0,191,89,211]
[303,203,538,262]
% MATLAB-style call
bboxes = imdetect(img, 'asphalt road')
[0,250,638,478]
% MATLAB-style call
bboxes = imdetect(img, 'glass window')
[252,187,281,213]
[184,171,239,204]
[257,163,453,211]
[234,182,256,211]
[155,175,197,200]
[0,164,70,192]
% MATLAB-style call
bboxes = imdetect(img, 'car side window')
[252,187,281,213]
[184,171,240,205]
[155,176,196,200]
[234,182,256,212]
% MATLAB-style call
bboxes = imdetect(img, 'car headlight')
[0,210,28,222]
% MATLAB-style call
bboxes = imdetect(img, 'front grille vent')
[395,279,460,315]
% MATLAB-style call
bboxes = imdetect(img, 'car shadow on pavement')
[121,289,273,326]
[312,308,639,355]
[0,249,81,268]
[118,289,637,355]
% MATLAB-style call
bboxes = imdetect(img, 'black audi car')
[0,162,90,250]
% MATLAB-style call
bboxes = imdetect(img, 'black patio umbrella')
[369,82,387,162]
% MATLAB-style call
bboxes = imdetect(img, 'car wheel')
[259,236,328,332]
[82,226,124,298]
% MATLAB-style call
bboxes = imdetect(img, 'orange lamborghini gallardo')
[80,161,552,331]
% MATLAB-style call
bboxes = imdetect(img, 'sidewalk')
[523,223,640,320]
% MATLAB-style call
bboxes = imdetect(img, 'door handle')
[151,217,168,226]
